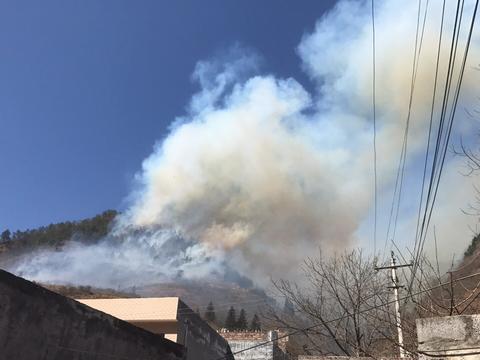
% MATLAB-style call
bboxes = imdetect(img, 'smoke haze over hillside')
[11,0,480,286]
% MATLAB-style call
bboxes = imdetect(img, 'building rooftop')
[77,297,180,322]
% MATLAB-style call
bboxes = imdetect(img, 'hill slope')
[0,211,275,327]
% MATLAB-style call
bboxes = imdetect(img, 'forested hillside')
[0,210,117,253]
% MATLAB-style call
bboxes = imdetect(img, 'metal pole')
[390,251,406,358]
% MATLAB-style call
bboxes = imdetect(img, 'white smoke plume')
[13,229,227,288]
[11,0,480,286]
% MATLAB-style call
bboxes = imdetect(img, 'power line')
[413,0,447,264]
[408,0,479,302]
[409,0,450,294]
[415,0,464,261]
[214,271,480,360]
[371,0,378,256]
[413,0,471,270]
[418,348,480,358]
[384,0,425,260]
[391,0,430,244]
[421,0,475,245]
[409,0,464,295]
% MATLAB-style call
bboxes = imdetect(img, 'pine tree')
[225,306,237,330]
[250,314,261,331]
[204,301,216,323]
[236,308,248,330]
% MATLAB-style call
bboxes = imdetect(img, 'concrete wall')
[228,339,274,360]
[177,300,234,360]
[0,269,185,360]
[417,314,480,359]
[131,320,179,342]
[220,330,288,360]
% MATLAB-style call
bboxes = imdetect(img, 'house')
[78,297,233,360]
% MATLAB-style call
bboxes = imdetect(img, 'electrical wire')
[413,0,447,264]
[391,0,430,244]
[214,270,480,360]
[420,0,476,247]
[413,0,468,274]
[384,0,425,261]
[371,0,378,256]
[408,0,479,302]
[409,0,463,296]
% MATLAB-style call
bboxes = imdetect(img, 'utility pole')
[375,251,412,358]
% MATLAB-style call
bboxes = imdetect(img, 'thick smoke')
[13,229,227,288]
[12,0,480,286]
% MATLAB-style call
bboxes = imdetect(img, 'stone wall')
[417,315,480,359]
[0,269,185,360]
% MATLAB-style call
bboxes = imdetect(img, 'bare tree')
[413,251,480,316]
[452,136,480,217]
[268,249,400,357]
[266,246,480,358]
[453,136,480,176]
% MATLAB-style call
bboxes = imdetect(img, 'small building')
[78,297,233,360]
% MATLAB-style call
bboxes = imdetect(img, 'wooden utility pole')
[375,251,412,358]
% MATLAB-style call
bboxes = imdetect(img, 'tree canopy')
[1,210,117,251]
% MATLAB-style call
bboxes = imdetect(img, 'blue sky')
[0,0,336,231]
